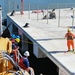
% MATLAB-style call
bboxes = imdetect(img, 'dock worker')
[65,28,75,52]
[12,38,20,62]
[19,51,35,75]
[10,34,20,62]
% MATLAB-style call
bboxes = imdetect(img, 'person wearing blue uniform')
[19,51,35,75]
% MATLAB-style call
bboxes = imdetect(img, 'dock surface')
[7,8,75,75]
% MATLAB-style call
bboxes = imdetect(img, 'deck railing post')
[47,7,49,24]
[72,9,74,31]
[58,8,60,27]
[28,3,30,19]
[37,5,39,22]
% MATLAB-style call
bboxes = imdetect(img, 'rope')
[19,38,65,44]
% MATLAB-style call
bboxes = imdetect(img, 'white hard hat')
[24,51,30,57]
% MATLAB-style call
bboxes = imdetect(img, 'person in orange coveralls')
[65,28,75,52]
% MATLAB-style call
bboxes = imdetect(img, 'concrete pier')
[7,8,75,75]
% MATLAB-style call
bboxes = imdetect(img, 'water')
[0,0,75,19]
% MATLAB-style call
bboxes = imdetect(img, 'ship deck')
[7,8,75,75]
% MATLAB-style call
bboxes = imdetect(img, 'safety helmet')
[16,35,20,39]
[24,51,30,57]
[11,34,16,39]
[67,28,70,32]
[15,38,20,43]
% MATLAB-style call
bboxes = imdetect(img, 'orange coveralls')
[65,32,75,51]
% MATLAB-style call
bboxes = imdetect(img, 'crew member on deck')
[19,51,35,75]
[65,28,75,52]
[10,34,20,62]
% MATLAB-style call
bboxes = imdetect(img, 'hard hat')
[67,28,70,32]
[24,51,30,57]
[11,34,16,39]
[15,38,20,43]
[16,35,20,39]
